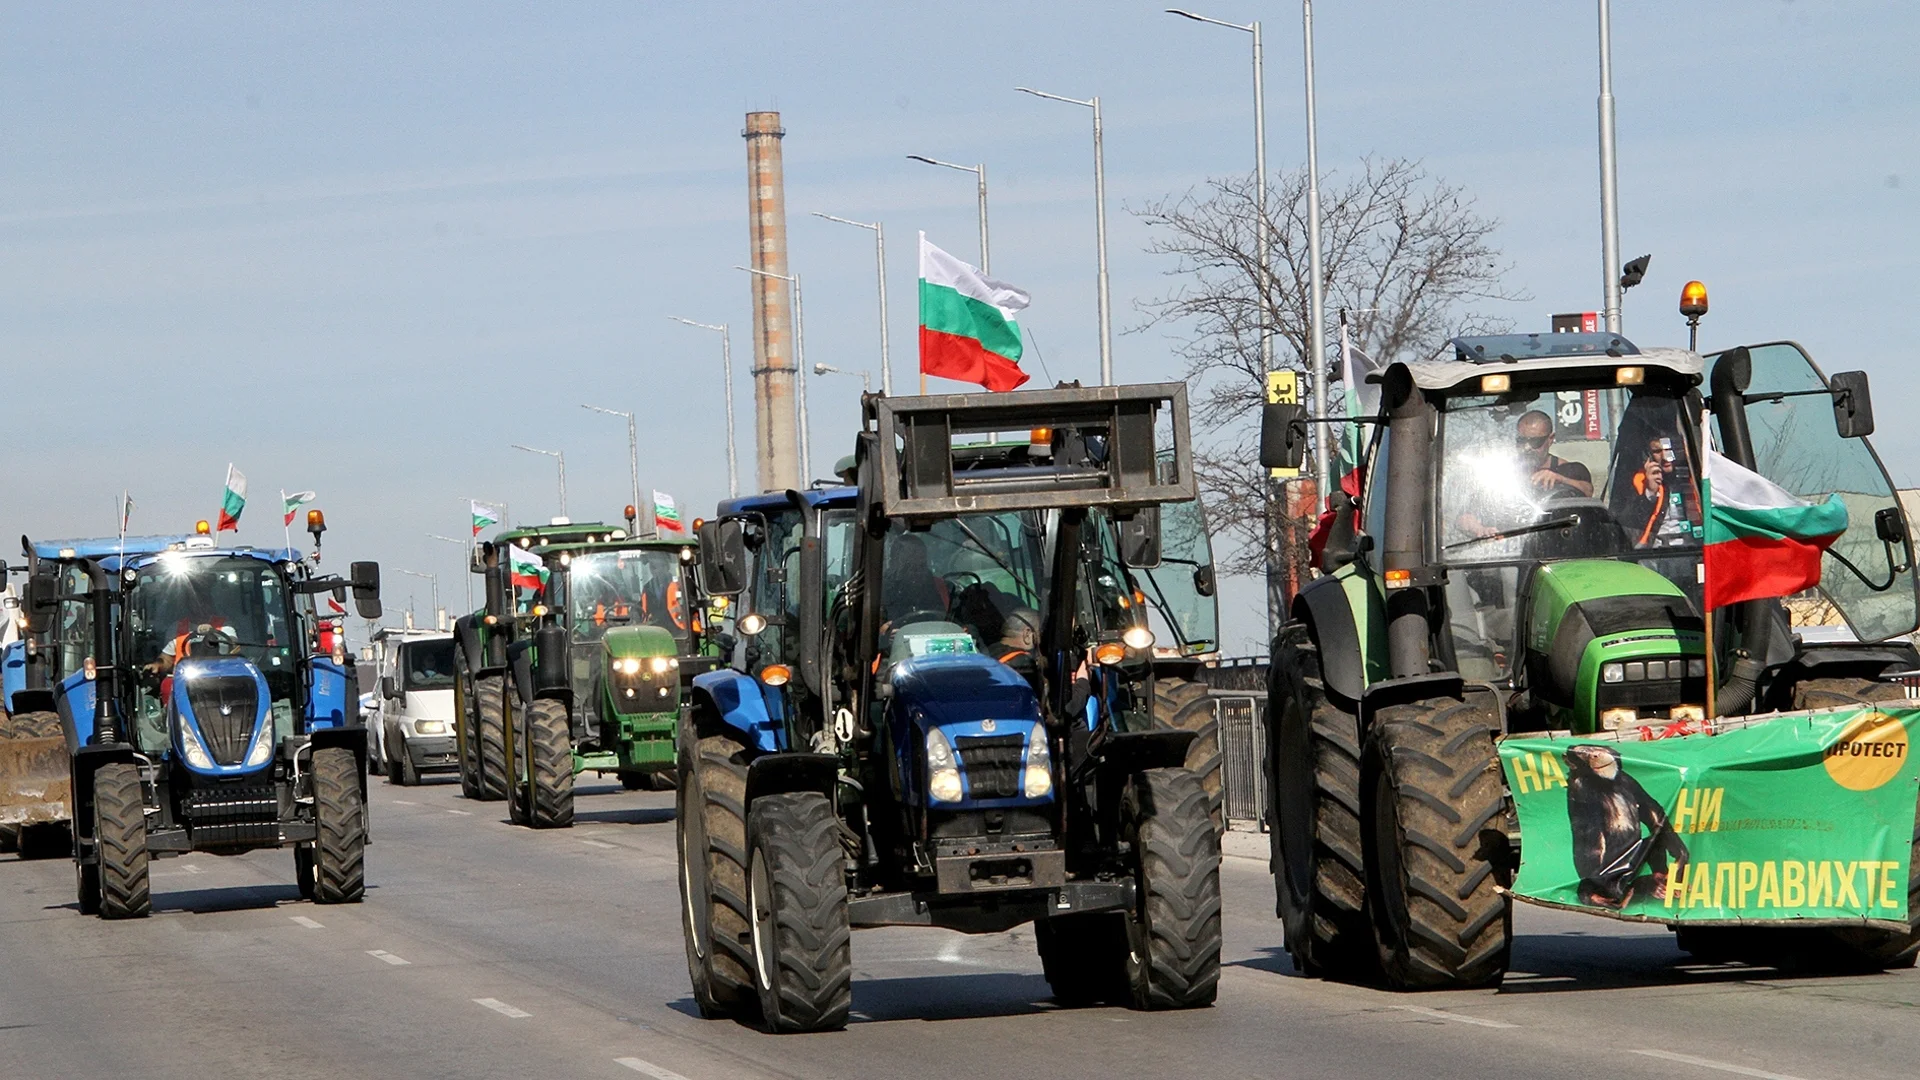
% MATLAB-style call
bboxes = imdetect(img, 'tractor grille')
[184,675,261,765]
[180,785,280,849]
[955,734,1025,800]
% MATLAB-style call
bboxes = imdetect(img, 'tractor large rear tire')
[456,674,482,799]
[1121,768,1221,1009]
[312,747,367,904]
[11,710,61,739]
[679,731,756,1018]
[1036,913,1129,1006]
[473,676,508,802]
[7,712,70,860]
[526,698,575,829]
[1151,676,1224,834]
[1269,627,1373,979]
[1363,697,1511,990]
[747,792,852,1033]
[94,762,150,920]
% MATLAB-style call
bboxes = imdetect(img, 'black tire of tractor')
[295,845,316,901]
[456,674,482,799]
[1362,697,1512,990]
[679,732,756,1018]
[647,768,681,792]
[473,676,508,802]
[526,698,575,829]
[11,710,62,739]
[94,762,150,920]
[747,792,852,1033]
[76,859,101,915]
[622,771,647,791]
[312,747,367,904]
[1269,626,1374,979]
[1120,767,1222,1009]
[1035,913,1129,1006]
[1793,677,1919,969]
[1151,677,1224,835]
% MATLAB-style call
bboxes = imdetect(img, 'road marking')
[289,916,325,930]
[1631,1049,1813,1080]
[580,838,616,850]
[473,998,531,1018]
[615,1058,692,1080]
[1389,1005,1516,1029]
[937,937,966,963]
[393,800,419,806]
[366,950,411,966]
[180,863,203,875]
[448,809,473,816]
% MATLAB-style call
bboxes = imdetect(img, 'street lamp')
[1014,86,1113,386]
[511,444,566,518]
[581,403,640,523]
[1300,0,1330,496]
[813,362,871,395]
[734,265,813,481]
[397,569,438,626]
[1597,0,1624,334]
[668,317,739,498]
[427,533,472,611]
[905,155,990,274]
[810,212,892,394]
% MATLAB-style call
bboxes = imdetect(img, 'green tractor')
[1264,331,1920,988]
[452,520,703,827]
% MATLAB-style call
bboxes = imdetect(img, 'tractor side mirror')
[698,519,747,597]
[21,570,58,635]
[1191,563,1216,598]
[350,561,383,620]
[1260,403,1308,471]
[1117,508,1162,569]
[1875,506,1905,545]
[1829,370,1874,439]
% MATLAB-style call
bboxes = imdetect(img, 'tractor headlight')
[1121,625,1154,651]
[1023,730,1053,799]
[179,722,215,770]
[926,727,962,803]
[1600,708,1638,730]
[1602,662,1624,684]
[1687,658,1707,679]
[617,657,642,675]
[1670,705,1705,723]
[245,723,275,768]
[650,655,675,675]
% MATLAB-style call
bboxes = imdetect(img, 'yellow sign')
[1266,370,1299,479]
[1823,711,1910,791]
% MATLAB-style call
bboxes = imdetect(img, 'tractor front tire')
[1362,697,1511,990]
[1270,627,1373,979]
[456,675,482,798]
[1036,913,1129,1006]
[679,732,756,1018]
[747,792,852,1033]
[474,676,508,801]
[295,844,316,900]
[312,747,367,904]
[1151,676,1224,834]
[94,762,150,920]
[526,698,575,829]
[1121,768,1222,1010]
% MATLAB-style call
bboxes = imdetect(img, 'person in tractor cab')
[1457,410,1593,539]
[881,533,949,623]
[993,607,1045,696]
[145,623,238,702]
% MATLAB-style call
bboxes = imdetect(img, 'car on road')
[370,627,458,785]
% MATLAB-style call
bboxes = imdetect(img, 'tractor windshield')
[881,511,1050,646]
[1435,384,1703,680]
[566,549,687,640]
[126,554,298,747]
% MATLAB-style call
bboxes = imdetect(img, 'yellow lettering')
[1538,752,1567,791]
[1672,789,1697,834]
[1758,861,1781,908]
[1699,788,1723,832]
[1736,862,1760,908]
[1715,862,1739,909]
[1882,862,1903,910]
[1834,862,1863,909]
[1808,862,1833,907]
[1511,753,1541,796]
[1666,863,1688,909]
[1783,860,1805,906]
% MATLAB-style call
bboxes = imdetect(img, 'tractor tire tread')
[94,762,149,919]
[312,746,367,904]
[749,792,852,1033]
[1125,768,1222,1009]
[474,677,508,801]
[1152,676,1225,834]
[527,698,575,828]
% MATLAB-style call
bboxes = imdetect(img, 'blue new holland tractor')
[677,383,1223,1032]
[18,526,381,918]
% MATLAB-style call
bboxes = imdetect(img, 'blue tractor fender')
[55,668,96,751]
[689,668,785,754]
[306,655,352,730]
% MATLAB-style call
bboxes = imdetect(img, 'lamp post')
[1300,0,1330,496]
[1014,86,1113,385]
[510,444,566,519]
[580,404,639,523]
[427,532,472,611]
[813,362,871,395]
[735,265,812,481]
[397,569,437,626]
[905,156,990,274]
[810,212,892,394]
[668,317,739,498]
[1597,0,1624,334]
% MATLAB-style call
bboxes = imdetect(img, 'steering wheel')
[888,608,950,631]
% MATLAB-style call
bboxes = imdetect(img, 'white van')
[370,628,457,785]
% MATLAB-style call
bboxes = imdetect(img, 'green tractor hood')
[1524,560,1707,735]
[601,624,681,720]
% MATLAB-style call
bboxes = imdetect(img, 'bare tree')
[1134,158,1525,641]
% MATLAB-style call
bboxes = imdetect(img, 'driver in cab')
[1458,410,1593,539]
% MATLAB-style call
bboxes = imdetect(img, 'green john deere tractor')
[452,520,704,827]
[1264,330,1920,989]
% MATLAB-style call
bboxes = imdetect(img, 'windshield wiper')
[1444,514,1582,552]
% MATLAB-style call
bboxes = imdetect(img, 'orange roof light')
[624,504,637,521]
[760,664,792,687]
[195,520,211,535]
[1680,280,1709,318]
[306,509,326,531]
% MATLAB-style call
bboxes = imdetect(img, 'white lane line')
[366,950,411,966]
[181,863,203,875]
[1631,1049,1813,1080]
[473,997,531,1018]
[936,937,966,964]
[1389,1005,1516,1029]
[447,809,473,816]
[580,838,616,850]
[289,915,325,929]
[615,1058,692,1080]
[393,800,419,806]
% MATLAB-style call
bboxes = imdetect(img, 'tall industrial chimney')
[744,111,798,493]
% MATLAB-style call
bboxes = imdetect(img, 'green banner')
[1500,707,1918,925]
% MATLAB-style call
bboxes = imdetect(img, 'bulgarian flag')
[652,490,684,534]
[1703,448,1848,610]
[919,233,1031,392]
[471,500,500,537]
[216,465,247,532]
[507,545,548,592]
[281,490,317,526]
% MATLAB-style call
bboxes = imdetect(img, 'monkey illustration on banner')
[1564,743,1691,907]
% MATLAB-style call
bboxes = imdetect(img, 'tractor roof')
[488,522,627,547]
[1403,334,1702,392]
[718,487,856,518]
[29,535,197,560]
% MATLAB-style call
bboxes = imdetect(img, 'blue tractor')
[677,383,1223,1032]
[18,528,381,918]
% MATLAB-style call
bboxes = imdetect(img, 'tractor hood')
[603,624,678,660]
[170,656,276,776]
[1525,560,1706,732]
[889,653,1040,731]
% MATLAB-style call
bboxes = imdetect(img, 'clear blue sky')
[4,2,1914,651]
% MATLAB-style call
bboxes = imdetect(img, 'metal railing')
[1201,656,1269,828]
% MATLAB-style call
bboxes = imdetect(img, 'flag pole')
[282,490,294,554]
[1701,407,1717,720]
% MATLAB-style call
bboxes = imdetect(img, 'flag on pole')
[121,492,135,535]
[507,545,548,592]
[919,233,1031,391]
[471,500,500,537]
[1703,448,1848,610]
[326,596,347,615]
[216,465,247,532]
[1337,321,1382,471]
[652,490,684,534]
[281,490,317,526]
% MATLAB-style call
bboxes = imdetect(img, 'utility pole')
[1597,0,1624,333]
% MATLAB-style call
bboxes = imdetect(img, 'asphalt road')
[3,777,1916,1080]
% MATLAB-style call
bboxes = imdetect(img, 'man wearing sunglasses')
[1515,410,1593,498]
